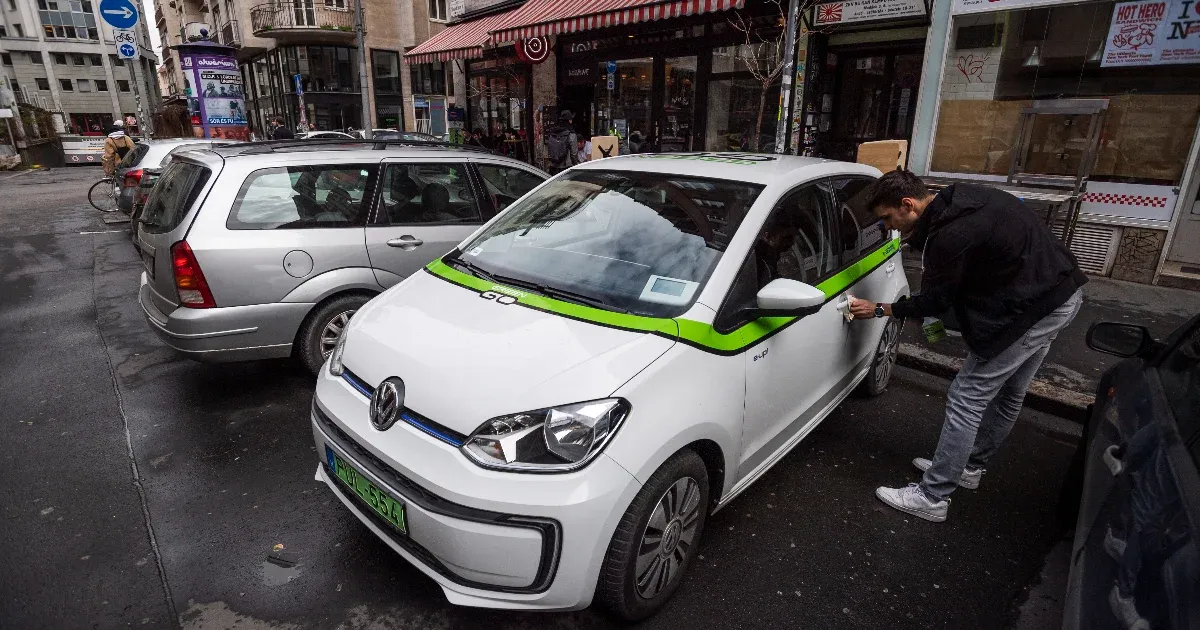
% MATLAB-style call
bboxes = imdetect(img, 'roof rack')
[219,138,497,156]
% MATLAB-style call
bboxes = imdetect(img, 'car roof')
[572,153,881,185]
[208,140,497,160]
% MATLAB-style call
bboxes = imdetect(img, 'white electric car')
[311,153,909,620]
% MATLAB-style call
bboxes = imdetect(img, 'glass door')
[661,56,697,152]
[595,58,653,154]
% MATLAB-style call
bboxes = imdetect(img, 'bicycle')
[88,175,120,212]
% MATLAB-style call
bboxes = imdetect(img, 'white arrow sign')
[103,6,134,18]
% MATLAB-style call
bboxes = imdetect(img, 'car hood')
[341,270,677,436]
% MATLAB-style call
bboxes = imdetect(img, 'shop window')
[371,49,400,94]
[706,44,783,153]
[467,58,530,156]
[294,45,357,92]
[594,58,654,153]
[930,2,1200,186]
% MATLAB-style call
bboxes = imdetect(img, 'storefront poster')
[180,50,249,138]
[1101,0,1200,67]
[814,0,925,25]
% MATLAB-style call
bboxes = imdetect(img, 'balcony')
[218,19,242,47]
[250,1,355,43]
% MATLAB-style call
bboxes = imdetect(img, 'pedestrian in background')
[101,120,134,176]
[545,110,579,174]
[272,117,294,140]
[849,170,1087,523]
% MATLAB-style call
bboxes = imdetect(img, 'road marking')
[79,229,125,234]
[0,170,36,181]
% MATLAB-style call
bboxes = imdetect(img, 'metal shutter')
[1053,221,1120,275]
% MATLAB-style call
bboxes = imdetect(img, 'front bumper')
[311,368,641,610]
[138,272,308,362]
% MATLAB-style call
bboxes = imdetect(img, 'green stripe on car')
[425,238,900,356]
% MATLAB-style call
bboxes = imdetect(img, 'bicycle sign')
[115,29,137,59]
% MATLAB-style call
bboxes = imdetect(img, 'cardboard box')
[856,140,908,173]
[591,136,619,160]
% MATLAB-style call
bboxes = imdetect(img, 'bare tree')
[727,0,816,152]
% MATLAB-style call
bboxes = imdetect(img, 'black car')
[1063,316,1200,629]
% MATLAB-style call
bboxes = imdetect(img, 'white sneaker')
[875,483,949,522]
[912,457,983,490]
[1108,585,1150,630]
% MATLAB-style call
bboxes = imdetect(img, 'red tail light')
[171,241,216,308]
[124,168,143,188]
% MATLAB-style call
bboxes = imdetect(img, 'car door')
[365,159,488,288]
[733,183,857,479]
[1069,318,1200,630]
[827,177,901,372]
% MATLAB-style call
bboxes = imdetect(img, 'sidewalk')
[894,260,1200,418]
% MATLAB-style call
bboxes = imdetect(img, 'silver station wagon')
[135,141,547,372]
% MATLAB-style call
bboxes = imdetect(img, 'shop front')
[465,54,532,161]
[242,44,363,135]
[921,0,1200,284]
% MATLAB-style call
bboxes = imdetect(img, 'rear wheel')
[297,294,370,375]
[88,178,119,212]
[855,316,903,397]
[596,449,709,621]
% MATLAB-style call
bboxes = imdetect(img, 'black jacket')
[272,125,295,140]
[891,183,1087,359]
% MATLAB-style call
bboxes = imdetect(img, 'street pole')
[774,0,801,154]
[126,58,151,138]
[354,0,371,139]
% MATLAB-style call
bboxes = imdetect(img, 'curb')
[896,343,1093,421]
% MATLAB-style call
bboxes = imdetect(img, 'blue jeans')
[920,290,1084,501]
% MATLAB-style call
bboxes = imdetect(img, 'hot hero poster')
[1102,0,1200,67]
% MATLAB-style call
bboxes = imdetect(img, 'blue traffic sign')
[117,43,136,58]
[99,0,139,29]
[606,60,617,73]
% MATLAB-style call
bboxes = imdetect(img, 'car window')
[476,164,545,211]
[453,169,763,318]
[829,177,886,265]
[141,162,211,234]
[119,143,148,169]
[228,164,375,230]
[1158,322,1200,450]
[378,163,480,225]
[161,143,212,167]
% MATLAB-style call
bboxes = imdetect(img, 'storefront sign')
[515,37,550,64]
[1081,181,1177,222]
[562,65,593,85]
[179,48,249,140]
[1101,0,1200,67]
[952,0,1065,14]
[814,0,925,25]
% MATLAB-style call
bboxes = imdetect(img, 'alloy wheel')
[319,310,355,359]
[635,476,702,600]
[872,317,902,390]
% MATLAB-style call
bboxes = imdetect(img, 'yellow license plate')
[326,445,407,535]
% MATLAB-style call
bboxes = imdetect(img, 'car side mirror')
[754,279,826,315]
[1086,322,1155,358]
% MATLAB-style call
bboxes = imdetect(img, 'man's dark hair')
[867,169,930,211]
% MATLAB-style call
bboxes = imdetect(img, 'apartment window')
[371,49,400,93]
[0,26,6,37]
[1,53,10,66]
[29,51,43,64]
[9,79,18,92]
[72,54,84,65]
[110,53,121,66]
[89,53,101,65]
[117,79,129,91]
[5,0,15,11]
[59,78,72,91]
[77,78,91,91]
[95,79,107,91]
[35,77,50,90]
[13,23,23,37]
[428,0,446,20]
[38,0,98,40]
[410,61,446,95]
[53,53,66,64]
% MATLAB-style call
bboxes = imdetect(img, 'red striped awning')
[488,0,745,44]
[404,8,520,64]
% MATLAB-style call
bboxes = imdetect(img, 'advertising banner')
[180,50,249,140]
[952,0,1066,14]
[814,0,925,25]
[1101,0,1200,67]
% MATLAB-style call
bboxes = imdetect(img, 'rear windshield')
[141,162,212,234]
[119,143,149,169]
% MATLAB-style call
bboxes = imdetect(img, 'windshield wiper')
[535,285,628,313]
[447,256,497,282]
[449,256,627,314]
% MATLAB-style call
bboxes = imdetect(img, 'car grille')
[341,369,469,447]
[312,403,562,593]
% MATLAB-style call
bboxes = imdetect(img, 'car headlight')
[462,399,630,472]
[327,330,348,377]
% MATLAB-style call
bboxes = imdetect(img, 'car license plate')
[325,445,407,535]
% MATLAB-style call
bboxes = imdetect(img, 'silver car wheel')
[635,476,701,600]
[319,310,355,359]
[872,317,902,390]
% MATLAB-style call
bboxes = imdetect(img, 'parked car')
[130,141,242,233]
[1063,316,1200,630]
[135,143,548,373]
[371,130,441,143]
[116,138,228,213]
[348,128,399,139]
[311,153,908,619]
[299,131,356,140]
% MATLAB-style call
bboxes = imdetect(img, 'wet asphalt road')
[1,167,1082,629]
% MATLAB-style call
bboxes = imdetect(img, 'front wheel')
[88,178,119,212]
[297,294,370,375]
[596,449,710,621]
[855,316,903,397]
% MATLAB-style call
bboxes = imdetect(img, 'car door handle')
[386,236,424,250]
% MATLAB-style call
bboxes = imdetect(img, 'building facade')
[0,0,160,134]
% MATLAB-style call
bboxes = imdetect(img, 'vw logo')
[369,377,404,431]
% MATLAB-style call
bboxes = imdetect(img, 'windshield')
[450,170,763,318]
